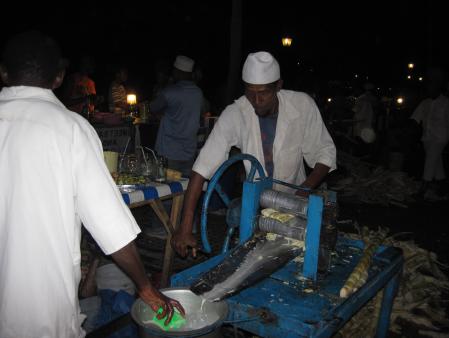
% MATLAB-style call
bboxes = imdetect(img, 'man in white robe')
[0,31,183,338]
[171,51,337,257]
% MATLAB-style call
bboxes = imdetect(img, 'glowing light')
[354,74,358,78]
[408,63,415,69]
[281,37,292,47]
[419,77,423,81]
[407,75,411,80]
[397,97,404,105]
[127,94,137,105]
[327,98,332,102]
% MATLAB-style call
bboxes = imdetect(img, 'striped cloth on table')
[121,178,189,205]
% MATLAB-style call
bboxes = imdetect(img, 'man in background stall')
[150,55,203,177]
[108,65,129,117]
[63,55,101,116]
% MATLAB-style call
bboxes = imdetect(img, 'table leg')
[375,269,401,338]
[148,195,184,287]
[148,199,175,234]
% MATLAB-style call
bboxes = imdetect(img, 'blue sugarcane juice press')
[171,154,403,337]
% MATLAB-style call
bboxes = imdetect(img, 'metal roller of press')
[257,189,308,241]
[258,189,338,249]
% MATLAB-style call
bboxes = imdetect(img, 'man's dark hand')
[171,228,198,258]
[295,187,311,198]
[139,285,185,326]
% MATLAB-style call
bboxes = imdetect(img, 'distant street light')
[407,75,412,80]
[397,97,404,105]
[408,63,415,69]
[281,36,292,47]
[419,77,423,81]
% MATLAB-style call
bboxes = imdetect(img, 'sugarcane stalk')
[338,229,449,337]
[340,229,387,298]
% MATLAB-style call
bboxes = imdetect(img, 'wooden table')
[120,179,189,287]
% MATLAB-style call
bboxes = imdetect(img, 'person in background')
[0,31,183,338]
[410,67,449,200]
[350,82,381,157]
[352,82,379,142]
[171,51,337,257]
[150,55,203,177]
[108,66,128,116]
[63,55,100,115]
[323,81,354,153]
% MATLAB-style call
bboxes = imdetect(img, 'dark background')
[1,0,447,110]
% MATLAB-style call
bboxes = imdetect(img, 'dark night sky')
[1,0,447,105]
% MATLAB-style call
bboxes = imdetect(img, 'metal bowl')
[131,288,228,337]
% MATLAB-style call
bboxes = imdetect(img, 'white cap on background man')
[174,55,195,72]
[242,51,280,85]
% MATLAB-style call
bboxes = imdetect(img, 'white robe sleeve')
[72,120,141,255]
[410,100,426,123]
[301,96,337,171]
[193,105,241,179]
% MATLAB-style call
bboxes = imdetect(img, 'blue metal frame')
[171,240,403,338]
[239,178,272,244]
[303,194,323,280]
[200,154,324,281]
[183,154,403,337]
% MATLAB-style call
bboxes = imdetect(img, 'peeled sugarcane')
[339,229,388,298]
[261,208,296,223]
[337,229,449,337]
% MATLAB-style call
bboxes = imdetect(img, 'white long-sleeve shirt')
[411,94,449,144]
[0,86,140,338]
[193,90,337,192]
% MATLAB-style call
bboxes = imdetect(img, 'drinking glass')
[154,156,167,182]
[127,154,139,174]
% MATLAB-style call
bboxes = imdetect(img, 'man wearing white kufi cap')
[172,51,337,257]
[150,55,203,176]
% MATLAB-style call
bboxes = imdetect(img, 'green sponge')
[151,307,186,331]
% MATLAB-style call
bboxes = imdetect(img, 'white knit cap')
[174,55,194,72]
[242,51,280,84]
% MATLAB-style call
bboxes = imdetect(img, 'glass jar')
[140,153,153,177]
[155,156,167,182]
[126,154,139,174]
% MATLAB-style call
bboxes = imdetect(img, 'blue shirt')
[151,80,203,161]
[258,113,278,177]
